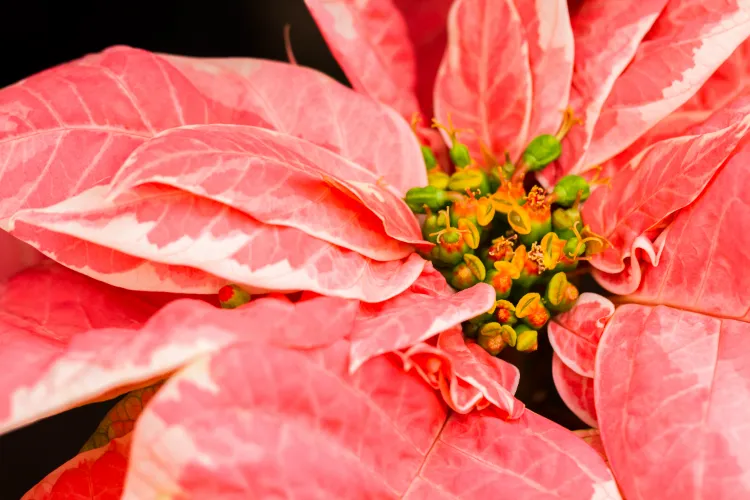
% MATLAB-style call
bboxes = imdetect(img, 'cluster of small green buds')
[407,109,612,357]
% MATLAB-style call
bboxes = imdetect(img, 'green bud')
[500,324,517,347]
[427,170,450,190]
[515,265,542,290]
[421,145,437,170]
[218,284,251,309]
[492,299,517,326]
[522,134,561,172]
[477,331,506,356]
[405,186,449,214]
[484,268,513,300]
[479,321,503,338]
[552,175,590,207]
[519,217,552,247]
[432,228,473,267]
[448,168,491,196]
[515,325,538,352]
[552,207,581,240]
[450,142,472,167]
[545,272,579,313]
[422,210,448,243]
[563,237,585,258]
[450,255,486,290]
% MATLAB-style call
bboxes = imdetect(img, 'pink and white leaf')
[0,46,211,224]
[109,125,424,260]
[548,293,615,377]
[400,328,523,417]
[585,0,750,166]
[595,304,750,500]
[434,0,532,162]
[546,1,667,186]
[582,93,750,279]
[598,39,750,179]
[124,339,619,499]
[22,434,132,500]
[0,267,354,434]
[303,0,454,119]
[623,142,750,321]
[516,0,575,139]
[12,184,425,302]
[552,354,597,428]
[350,279,495,372]
[162,54,427,193]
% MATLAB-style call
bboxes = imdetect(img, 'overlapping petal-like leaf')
[596,305,750,500]
[124,339,619,499]
[0,46,424,226]
[22,434,132,500]
[303,0,454,119]
[552,354,597,429]
[0,263,358,434]
[582,93,750,285]
[161,54,427,193]
[434,0,532,161]
[12,184,426,301]
[599,39,750,178]
[593,121,750,498]
[400,328,523,417]
[585,0,750,166]
[350,277,495,371]
[546,1,667,185]
[516,0,575,139]
[548,293,615,378]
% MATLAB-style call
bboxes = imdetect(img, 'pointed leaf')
[124,340,619,499]
[546,1,667,185]
[434,0,532,161]
[596,304,750,500]
[13,184,426,301]
[350,279,495,372]
[400,327,523,417]
[585,0,750,166]
[0,267,355,434]
[516,0,575,138]
[583,93,750,280]
[620,142,750,321]
[548,293,615,377]
[598,39,750,180]
[304,0,454,119]
[0,46,206,224]
[552,353,597,428]
[11,219,229,294]
[162,55,427,193]
[0,45,426,227]
[22,434,131,500]
[108,125,424,258]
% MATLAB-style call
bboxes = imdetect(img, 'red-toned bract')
[22,435,132,500]
[123,340,618,499]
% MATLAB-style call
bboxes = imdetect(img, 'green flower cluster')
[406,112,609,356]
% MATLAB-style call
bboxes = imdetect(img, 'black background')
[0,1,584,498]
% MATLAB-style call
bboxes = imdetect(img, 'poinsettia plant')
[1,0,749,498]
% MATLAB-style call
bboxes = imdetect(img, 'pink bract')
[123,340,618,498]
[309,0,750,497]
[4,0,750,497]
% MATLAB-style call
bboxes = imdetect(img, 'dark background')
[0,1,584,498]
